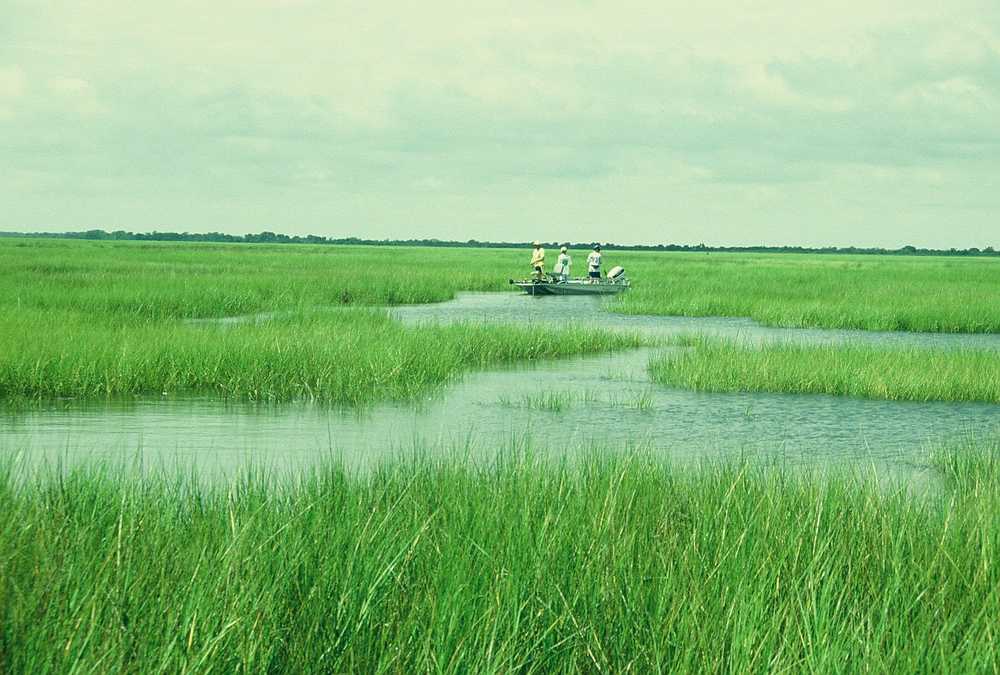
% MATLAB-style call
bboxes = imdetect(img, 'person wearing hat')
[530,241,545,280]
[586,244,602,282]
[553,245,571,282]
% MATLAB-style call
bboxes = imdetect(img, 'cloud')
[0,66,25,98]
[1,1,998,247]
[738,64,853,113]
[0,65,26,118]
[46,76,103,116]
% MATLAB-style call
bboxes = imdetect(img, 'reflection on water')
[3,293,998,477]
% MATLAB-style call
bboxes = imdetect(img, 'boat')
[510,266,630,296]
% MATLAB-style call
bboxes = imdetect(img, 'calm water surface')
[3,293,997,477]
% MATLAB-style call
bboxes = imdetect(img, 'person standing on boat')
[530,241,545,280]
[587,244,602,282]
[553,246,571,282]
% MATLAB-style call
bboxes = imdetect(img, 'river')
[3,293,997,478]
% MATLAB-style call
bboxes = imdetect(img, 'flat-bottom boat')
[510,266,630,296]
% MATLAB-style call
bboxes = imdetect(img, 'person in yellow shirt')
[530,241,545,280]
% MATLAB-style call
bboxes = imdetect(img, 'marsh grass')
[0,241,647,405]
[4,240,998,332]
[935,437,1000,497]
[0,311,641,404]
[614,251,1000,333]
[496,389,652,412]
[650,336,1000,403]
[520,391,576,412]
[498,391,580,412]
[3,240,998,406]
[0,240,514,319]
[2,440,999,672]
[607,388,654,411]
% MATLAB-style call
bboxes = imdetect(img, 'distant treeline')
[1,229,997,256]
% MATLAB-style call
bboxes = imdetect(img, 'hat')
[532,240,541,247]
[593,244,601,251]
[560,246,567,253]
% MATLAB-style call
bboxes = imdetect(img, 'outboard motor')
[607,266,627,283]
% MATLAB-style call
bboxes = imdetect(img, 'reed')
[0,310,640,404]
[650,337,1000,403]
[1,439,999,672]
[612,251,1000,333]
[607,388,654,411]
[506,392,575,412]
[1,239,513,319]
[4,239,998,406]
[5,240,998,333]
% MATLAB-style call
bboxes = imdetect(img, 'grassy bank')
[1,239,513,318]
[2,442,999,672]
[650,337,1000,403]
[614,251,1000,333]
[0,310,640,404]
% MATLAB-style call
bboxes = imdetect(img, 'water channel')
[3,293,998,478]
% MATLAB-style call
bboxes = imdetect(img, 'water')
[3,293,998,477]
[392,292,1000,350]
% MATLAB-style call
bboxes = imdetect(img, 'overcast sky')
[2,1,998,247]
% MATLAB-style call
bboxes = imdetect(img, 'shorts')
[588,271,600,279]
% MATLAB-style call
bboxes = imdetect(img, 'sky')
[2,1,998,248]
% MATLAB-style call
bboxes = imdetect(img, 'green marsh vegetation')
[3,239,998,406]
[496,389,653,412]
[2,440,1000,672]
[0,240,638,404]
[7,239,998,330]
[2,238,513,316]
[651,337,1000,404]
[497,391,587,412]
[4,239,1000,670]
[614,251,1000,333]
[607,387,654,411]
[0,310,640,404]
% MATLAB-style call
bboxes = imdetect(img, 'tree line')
[1,229,997,257]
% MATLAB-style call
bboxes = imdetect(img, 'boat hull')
[510,280,629,296]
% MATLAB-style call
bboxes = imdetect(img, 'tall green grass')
[2,441,999,672]
[0,310,641,404]
[1,240,646,404]
[614,251,1000,333]
[1,239,514,319]
[4,240,998,332]
[3,239,998,405]
[650,337,1000,403]
[495,390,652,412]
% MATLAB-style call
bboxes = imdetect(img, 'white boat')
[510,266,630,296]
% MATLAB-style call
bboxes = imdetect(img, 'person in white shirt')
[586,245,602,282]
[553,246,571,282]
